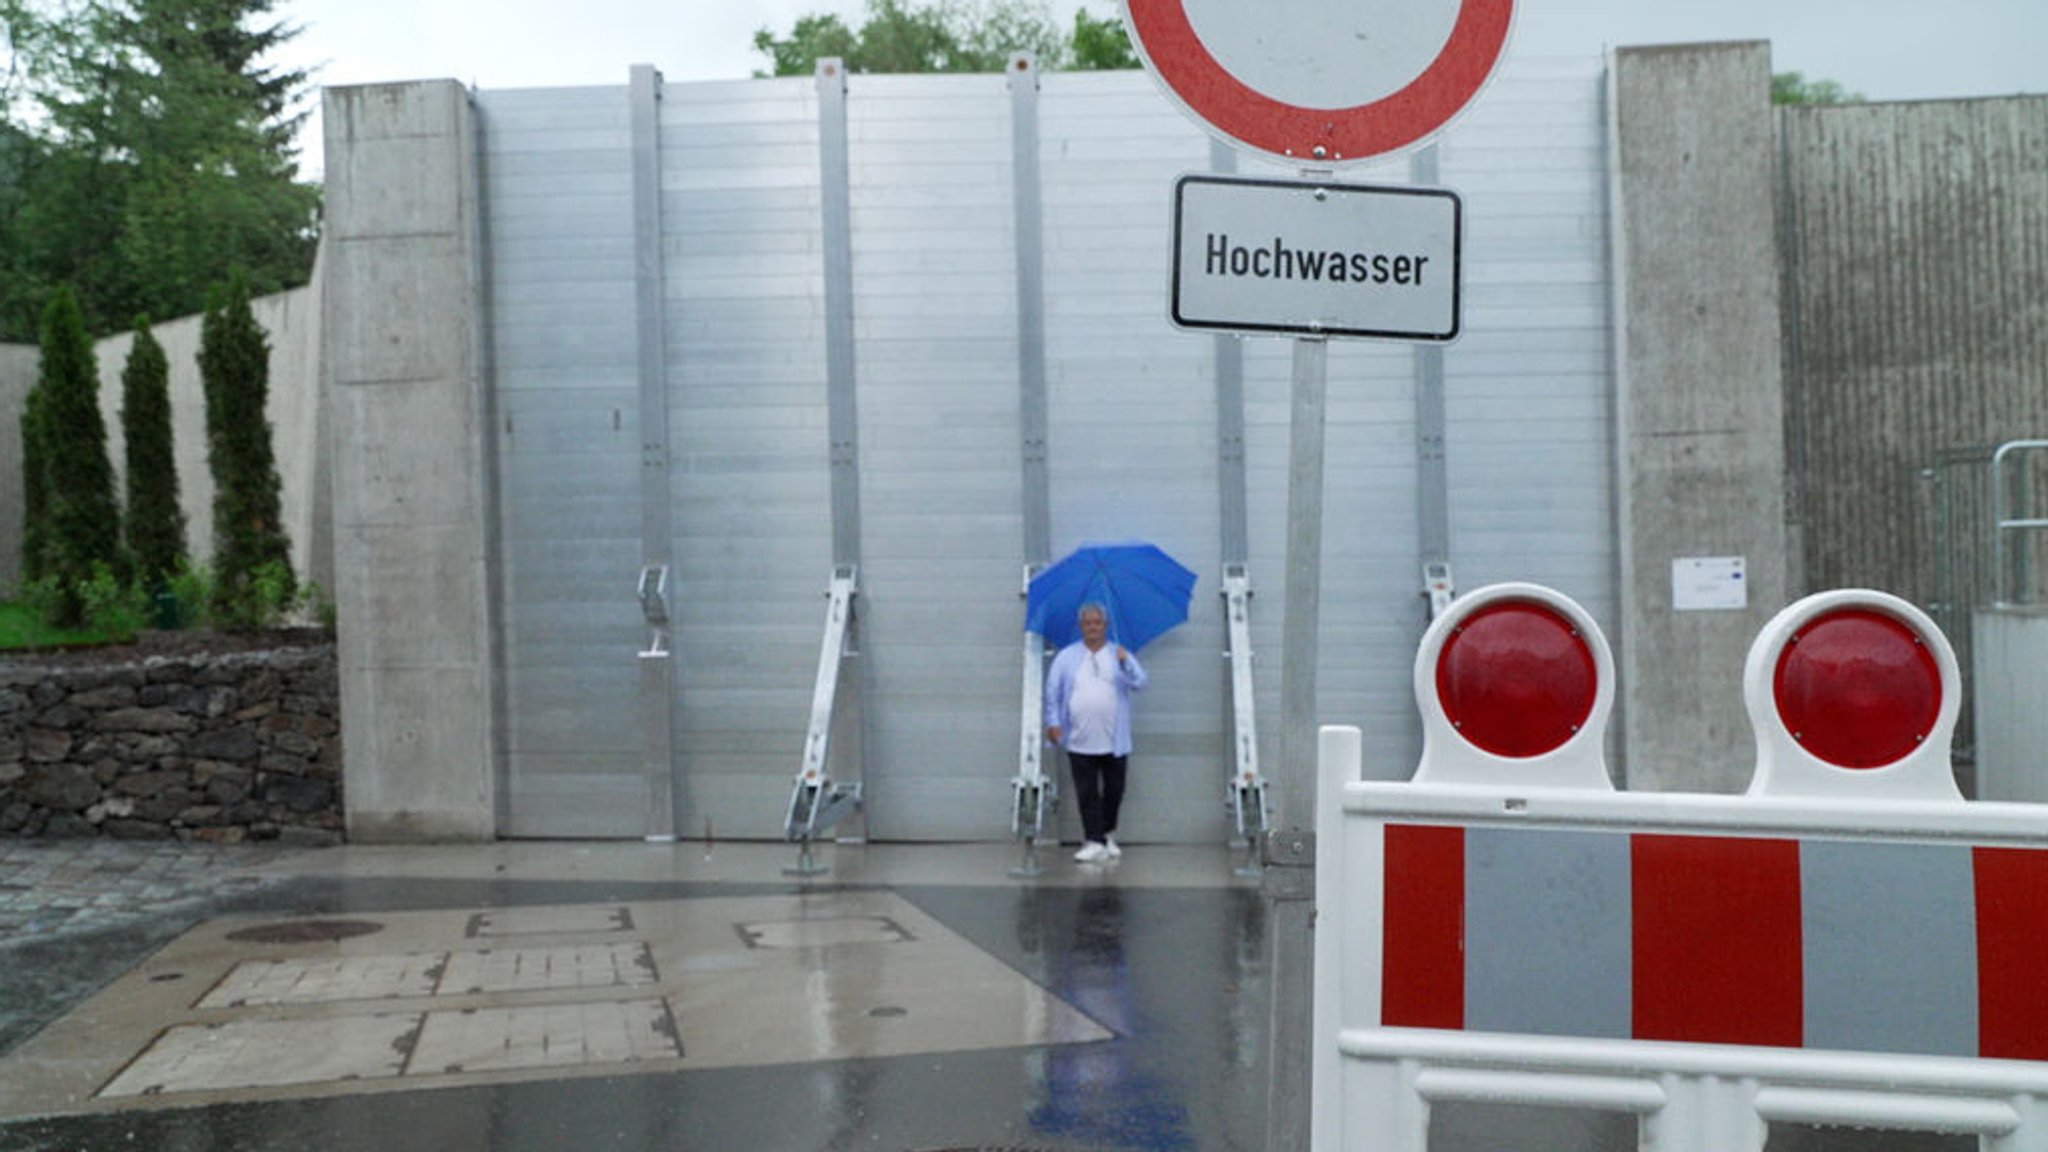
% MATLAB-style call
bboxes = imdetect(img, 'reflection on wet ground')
[0,842,1272,1151]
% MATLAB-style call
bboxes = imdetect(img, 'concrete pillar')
[1612,43,1791,792]
[322,82,499,841]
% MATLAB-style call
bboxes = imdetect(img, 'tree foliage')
[1069,6,1138,70]
[0,0,319,340]
[754,0,1136,75]
[198,269,290,628]
[121,314,185,585]
[32,284,125,623]
[1772,71,1865,106]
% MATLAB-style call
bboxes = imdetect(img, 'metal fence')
[1920,440,2048,780]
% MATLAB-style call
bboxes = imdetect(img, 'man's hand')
[1046,725,1062,745]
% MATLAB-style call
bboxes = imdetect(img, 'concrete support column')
[323,82,499,841]
[1611,43,1791,792]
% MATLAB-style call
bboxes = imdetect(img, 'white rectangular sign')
[1672,556,1748,611]
[1171,174,1461,342]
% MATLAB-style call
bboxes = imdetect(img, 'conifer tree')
[199,269,290,626]
[35,284,125,623]
[121,316,186,586]
[0,0,320,340]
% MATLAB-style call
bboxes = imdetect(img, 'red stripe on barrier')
[1632,835,1803,1047]
[1974,846,2048,1060]
[1383,824,1465,1029]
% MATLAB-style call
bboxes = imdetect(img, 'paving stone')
[407,999,679,1076]
[202,953,447,1008]
[0,840,304,939]
[437,943,657,996]
[98,1013,420,1097]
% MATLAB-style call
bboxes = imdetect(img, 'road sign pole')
[1122,6,1515,1147]
[1267,331,1328,1152]
[1279,333,1328,813]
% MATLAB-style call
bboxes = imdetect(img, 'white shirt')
[1044,641,1148,756]
[1064,647,1122,754]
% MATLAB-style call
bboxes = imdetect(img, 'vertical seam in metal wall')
[1410,143,1451,620]
[1011,55,1051,570]
[1209,138,1251,816]
[465,85,511,835]
[630,65,677,839]
[1210,140,1249,568]
[818,61,862,570]
[1601,50,1636,785]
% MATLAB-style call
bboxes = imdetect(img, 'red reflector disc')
[1436,601,1597,758]
[1773,608,1941,769]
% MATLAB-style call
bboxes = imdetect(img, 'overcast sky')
[274,0,2044,172]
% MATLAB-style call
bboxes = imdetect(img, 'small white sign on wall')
[1673,556,1747,611]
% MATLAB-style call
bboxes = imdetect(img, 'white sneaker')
[1074,841,1108,863]
[1104,836,1122,859]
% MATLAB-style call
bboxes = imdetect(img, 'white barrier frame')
[1222,565,1267,848]
[1314,726,2048,1152]
[782,566,865,874]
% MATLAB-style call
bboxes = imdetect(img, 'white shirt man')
[1043,604,1148,862]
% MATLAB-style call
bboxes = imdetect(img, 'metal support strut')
[1423,561,1457,620]
[1010,566,1056,877]
[1222,565,1267,874]
[784,566,864,875]
[637,564,675,842]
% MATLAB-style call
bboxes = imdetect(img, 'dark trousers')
[1067,751,1127,844]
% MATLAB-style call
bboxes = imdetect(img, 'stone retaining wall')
[0,641,341,845]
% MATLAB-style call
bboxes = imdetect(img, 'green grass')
[0,600,126,650]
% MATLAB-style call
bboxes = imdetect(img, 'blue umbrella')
[1026,542,1198,652]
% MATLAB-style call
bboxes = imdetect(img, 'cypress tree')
[121,316,186,586]
[35,284,125,624]
[199,269,291,627]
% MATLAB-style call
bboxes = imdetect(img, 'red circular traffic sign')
[1435,600,1596,759]
[1124,0,1515,164]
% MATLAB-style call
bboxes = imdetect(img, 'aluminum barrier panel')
[1314,583,2048,1152]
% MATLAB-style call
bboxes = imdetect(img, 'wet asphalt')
[0,841,1979,1152]
[0,859,1271,1152]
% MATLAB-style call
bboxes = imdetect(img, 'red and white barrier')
[1315,585,2048,1152]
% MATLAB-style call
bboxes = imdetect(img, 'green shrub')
[167,558,214,630]
[0,598,104,650]
[302,579,337,632]
[249,558,296,628]
[78,563,150,639]
[19,575,64,627]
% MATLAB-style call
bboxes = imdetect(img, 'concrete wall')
[0,346,34,588]
[1784,96,2048,604]
[323,81,499,843]
[0,283,329,598]
[1611,42,1793,792]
